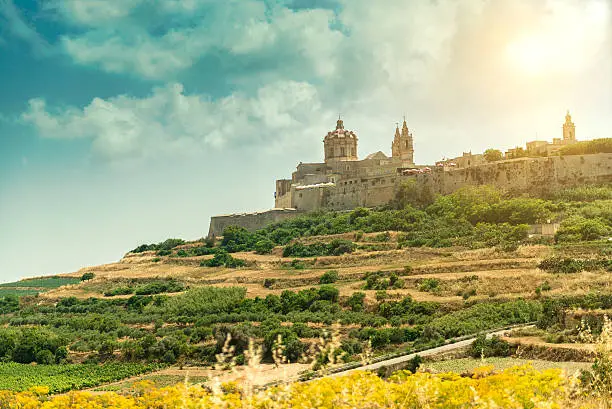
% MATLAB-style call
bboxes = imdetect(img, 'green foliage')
[538,257,611,274]
[0,295,19,314]
[463,223,529,249]
[134,280,185,295]
[346,292,366,312]
[164,287,247,317]
[469,334,511,358]
[0,362,160,393]
[283,239,355,257]
[392,180,435,209]
[555,215,610,242]
[317,285,339,303]
[364,271,404,291]
[130,238,185,254]
[419,279,440,293]
[483,149,503,162]
[422,300,542,341]
[221,226,258,252]
[81,272,95,281]
[104,286,134,297]
[0,277,81,288]
[0,327,67,364]
[560,138,612,155]
[254,239,275,254]
[201,250,247,268]
[0,289,39,298]
[553,186,612,202]
[319,270,339,284]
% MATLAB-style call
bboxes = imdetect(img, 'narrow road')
[317,325,535,380]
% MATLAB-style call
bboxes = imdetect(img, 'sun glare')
[506,37,552,75]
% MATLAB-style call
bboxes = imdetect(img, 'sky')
[1,0,611,283]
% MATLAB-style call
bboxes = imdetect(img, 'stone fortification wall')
[424,153,612,195]
[208,208,304,238]
[211,153,611,235]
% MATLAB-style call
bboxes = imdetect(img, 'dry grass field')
[45,239,609,307]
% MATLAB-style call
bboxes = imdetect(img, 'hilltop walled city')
[209,112,612,236]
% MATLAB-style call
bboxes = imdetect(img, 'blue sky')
[1,0,611,282]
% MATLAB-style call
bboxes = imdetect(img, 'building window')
[299,193,303,198]
[341,147,346,156]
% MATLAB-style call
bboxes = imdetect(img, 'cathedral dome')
[324,119,358,141]
[323,118,358,162]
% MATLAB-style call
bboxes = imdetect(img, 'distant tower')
[392,117,414,165]
[563,110,576,141]
[391,124,401,158]
[324,117,358,163]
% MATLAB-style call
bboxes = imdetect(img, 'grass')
[0,289,40,297]
[421,357,591,374]
[0,276,81,289]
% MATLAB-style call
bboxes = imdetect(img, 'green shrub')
[254,239,275,255]
[419,279,440,292]
[319,270,339,284]
[81,272,95,281]
[282,239,355,258]
[469,334,511,358]
[538,257,584,274]
[346,292,366,312]
[104,287,134,297]
[201,251,246,268]
[555,216,609,242]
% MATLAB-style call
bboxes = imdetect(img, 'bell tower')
[563,110,576,141]
[392,117,414,165]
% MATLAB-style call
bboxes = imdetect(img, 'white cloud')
[22,81,324,160]
[56,1,342,80]
[21,0,612,163]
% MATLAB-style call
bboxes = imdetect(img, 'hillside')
[0,185,610,399]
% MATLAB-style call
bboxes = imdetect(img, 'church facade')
[274,118,424,212]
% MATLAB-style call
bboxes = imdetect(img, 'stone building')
[208,112,611,236]
[274,118,425,212]
[514,110,579,157]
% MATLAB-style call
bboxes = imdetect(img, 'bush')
[538,257,584,274]
[319,271,339,284]
[419,279,440,293]
[104,287,134,297]
[538,257,611,274]
[346,292,366,312]
[254,239,275,255]
[555,216,609,242]
[201,251,246,268]
[282,239,355,258]
[81,272,95,281]
[469,334,511,358]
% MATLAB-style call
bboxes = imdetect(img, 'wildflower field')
[0,365,605,409]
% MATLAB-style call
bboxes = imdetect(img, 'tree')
[254,239,275,254]
[483,149,503,162]
[392,180,435,209]
[81,272,95,281]
[319,270,339,284]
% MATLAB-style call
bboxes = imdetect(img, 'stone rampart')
[424,153,612,195]
[208,208,305,238]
